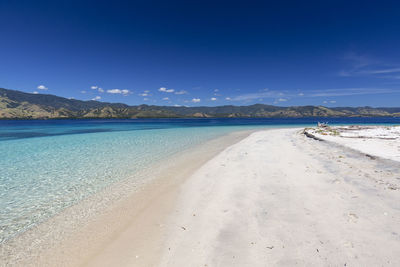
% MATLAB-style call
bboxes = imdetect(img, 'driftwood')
[303,130,324,141]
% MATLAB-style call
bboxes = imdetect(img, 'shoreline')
[0,129,255,266]
[2,126,399,266]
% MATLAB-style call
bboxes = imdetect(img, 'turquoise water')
[1,118,399,242]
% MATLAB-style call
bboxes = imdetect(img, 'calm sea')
[1,117,399,242]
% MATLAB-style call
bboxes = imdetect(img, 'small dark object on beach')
[366,154,376,160]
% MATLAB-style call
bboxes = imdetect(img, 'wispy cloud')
[175,90,188,95]
[191,98,201,103]
[232,87,399,102]
[37,85,48,90]
[231,90,284,101]
[211,97,217,101]
[307,88,399,97]
[357,68,400,75]
[92,96,101,101]
[339,52,400,79]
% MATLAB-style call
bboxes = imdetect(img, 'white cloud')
[330,100,336,103]
[225,97,232,100]
[37,85,48,90]
[298,92,304,96]
[323,100,328,104]
[191,98,201,103]
[211,97,217,101]
[144,90,150,93]
[81,90,86,94]
[33,91,39,94]
[174,104,181,107]
[139,93,148,96]
[175,90,188,95]
[278,98,287,102]
[107,89,121,94]
[162,97,169,100]
[214,89,219,92]
[143,98,149,101]
[92,96,101,101]
[159,87,175,93]
[107,89,130,95]
[90,86,104,93]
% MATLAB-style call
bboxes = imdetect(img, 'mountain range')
[1,87,399,119]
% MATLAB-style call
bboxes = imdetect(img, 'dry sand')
[305,125,400,162]
[158,128,400,266]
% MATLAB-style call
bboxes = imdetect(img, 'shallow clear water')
[1,117,399,242]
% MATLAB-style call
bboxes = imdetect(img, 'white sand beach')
[2,128,400,266]
[154,128,400,266]
[305,125,400,162]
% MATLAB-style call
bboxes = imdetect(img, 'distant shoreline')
[1,116,400,121]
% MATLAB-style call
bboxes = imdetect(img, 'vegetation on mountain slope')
[1,88,399,119]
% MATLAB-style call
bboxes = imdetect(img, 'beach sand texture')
[157,129,400,266]
[305,125,400,162]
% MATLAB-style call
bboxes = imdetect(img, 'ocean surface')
[1,117,399,243]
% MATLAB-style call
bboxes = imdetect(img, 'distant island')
[1,87,400,119]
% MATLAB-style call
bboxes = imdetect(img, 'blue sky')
[1,0,400,107]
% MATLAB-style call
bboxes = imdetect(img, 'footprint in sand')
[347,213,358,223]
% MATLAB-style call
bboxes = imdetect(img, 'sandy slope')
[158,129,400,266]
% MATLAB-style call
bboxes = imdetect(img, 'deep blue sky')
[1,0,400,107]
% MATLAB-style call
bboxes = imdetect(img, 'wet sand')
[0,130,254,266]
